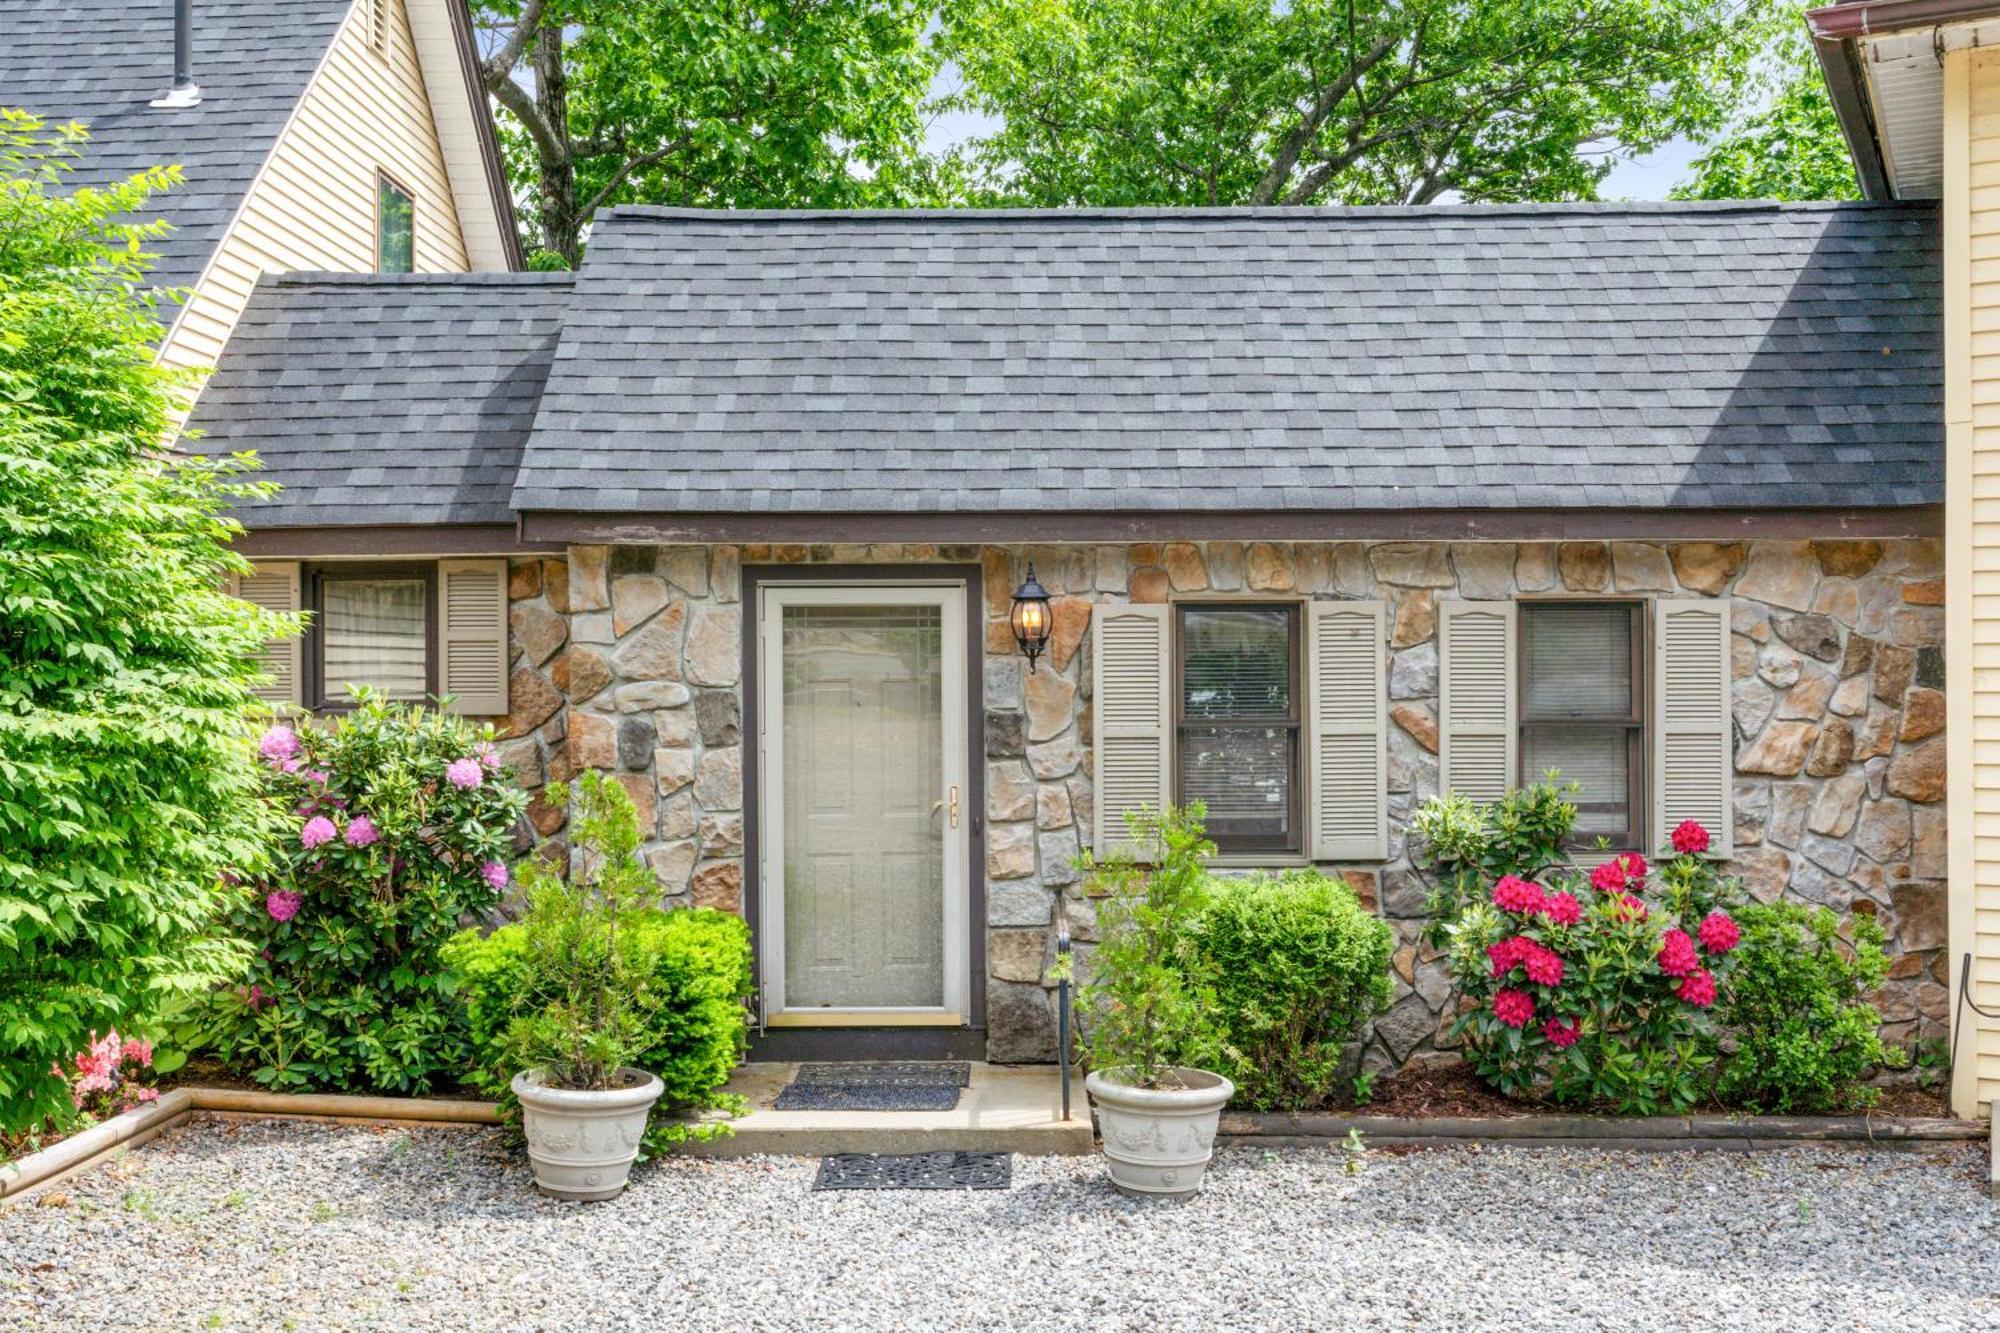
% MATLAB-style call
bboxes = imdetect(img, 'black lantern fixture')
[1010,564,1053,672]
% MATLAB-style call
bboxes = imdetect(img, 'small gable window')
[377,173,415,273]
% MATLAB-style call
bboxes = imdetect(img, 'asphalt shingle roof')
[509,201,1943,516]
[2,0,352,315]
[186,273,573,526]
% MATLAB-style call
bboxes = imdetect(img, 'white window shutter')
[1307,600,1387,860]
[1652,599,1733,858]
[230,561,301,709]
[1439,599,1517,803]
[1092,603,1170,858]
[438,559,510,716]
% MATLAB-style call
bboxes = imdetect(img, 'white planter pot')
[1085,1067,1234,1199]
[512,1067,664,1202]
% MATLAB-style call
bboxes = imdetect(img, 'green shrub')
[199,694,527,1094]
[0,113,292,1131]
[1191,870,1394,1111]
[1716,901,1901,1113]
[1411,781,1578,948]
[444,773,752,1148]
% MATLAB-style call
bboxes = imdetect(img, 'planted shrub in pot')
[1078,803,1231,1199]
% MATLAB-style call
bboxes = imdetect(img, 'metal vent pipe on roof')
[149,0,202,108]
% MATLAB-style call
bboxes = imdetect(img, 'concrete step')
[679,1061,1094,1157]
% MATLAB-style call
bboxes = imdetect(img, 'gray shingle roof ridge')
[259,271,576,288]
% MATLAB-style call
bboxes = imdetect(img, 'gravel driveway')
[4,1119,1998,1332]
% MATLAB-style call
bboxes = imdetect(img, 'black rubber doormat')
[813,1151,1012,1191]
[793,1061,972,1088]
[774,1082,962,1111]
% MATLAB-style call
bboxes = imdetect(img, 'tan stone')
[1854,799,1911,864]
[988,822,1037,880]
[1325,543,1368,595]
[1912,806,1947,879]
[690,861,743,913]
[1828,674,1868,718]
[569,545,610,611]
[1806,720,1854,778]
[1807,774,1865,838]
[1340,869,1379,913]
[1514,544,1559,592]
[505,667,563,737]
[1049,596,1092,672]
[1885,738,1945,803]
[1735,542,1818,612]
[1036,782,1074,830]
[660,547,709,597]
[709,546,741,602]
[510,601,567,668]
[645,841,697,895]
[1812,580,1859,623]
[1294,544,1331,594]
[509,561,542,602]
[989,761,1036,821]
[1390,702,1439,754]
[1127,543,1160,568]
[1900,687,1944,742]
[1902,578,1945,606]
[1391,590,1437,648]
[552,645,614,703]
[1730,845,1792,903]
[684,605,741,687]
[610,575,670,637]
[989,929,1047,984]
[1776,665,1836,721]
[1028,731,1083,780]
[1737,720,1817,776]
[1890,606,1944,648]
[1873,643,1915,704]
[653,707,697,748]
[611,604,687,681]
[982,548,1014,617]
[1557,542,1610,591]
[1025,666,1078,743]
[1810,539,1884,578]
[1129,567,1169,603]
[494,737,544,787]
[1450,544,1516,600]
[1246,543,1295,592]
[984,619,1018,655]
[1890,880,1947,950]
[1670,542,1745,596]
[698,813,744,858]
[1856,704,1899,761]
[695,747,743,811]
[568,712,617,771]
[654,747,695,796]
[526,787,567,837]
[1207,542,1245,591]
[1369,543,1454,588]
[1154,542,1206,592]
[1095,547,1129,593]
[658,791,697,840]
[615,772,656,834]
[1610,542,1673,592]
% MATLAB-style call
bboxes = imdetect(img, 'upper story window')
[1174,603,1301,854]
[377,173,415,273]
[1519,601,1644,848]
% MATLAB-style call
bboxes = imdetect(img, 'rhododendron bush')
[201,692,527,1093]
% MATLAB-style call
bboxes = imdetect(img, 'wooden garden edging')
[0,1087,501,1206]
[1220,1109,1984,1151]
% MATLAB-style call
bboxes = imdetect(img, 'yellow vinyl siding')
[158,0,470,375]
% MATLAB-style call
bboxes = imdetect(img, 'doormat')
[793,1061,972,1088]
[812,1151,1011,1191]
[774,1082,962,1112]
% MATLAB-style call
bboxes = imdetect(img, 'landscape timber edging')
[1219,1110,1985,1151]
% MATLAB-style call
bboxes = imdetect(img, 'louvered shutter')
[1439,600,1517,803]
[1652,599,1732,857]
[438,559,509,715]
[1307,600,1387,860]
[230,561,302,709]
[1092,604,1170,858]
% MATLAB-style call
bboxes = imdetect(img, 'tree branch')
[479,0,546,86]
[578,138,693,220]
[1248,28,1403,206]
[487,70,568,172]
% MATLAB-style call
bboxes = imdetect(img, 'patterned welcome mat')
[812,1151,1012,1191]
[774,1060,970,1112]
[791,1061,972,1088]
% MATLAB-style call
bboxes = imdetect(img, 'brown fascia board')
[1808,0,2000,37]
[446,0,527,271]
[233,523,563,558]
[516,506,1944,546]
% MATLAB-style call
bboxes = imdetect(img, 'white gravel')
[5,1120,2000,1332]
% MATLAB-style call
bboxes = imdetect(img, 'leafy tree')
[0,111,291,1132]
[474,1,939,266]
[1673,20,1859,201]
[935,0,1774,207]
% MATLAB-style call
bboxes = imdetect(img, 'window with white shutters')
[1519,601,1644,847]
[437,559,511,716]
[1092,604,1171,857]
[231,561,302,708]
[1175,603,1301,853]
[1439,600,1517,804]
[1652,599,1733,857]
[1307,600,1388,860]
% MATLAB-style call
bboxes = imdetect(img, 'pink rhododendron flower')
[1488,936,1529,978]
[1671,819,1711,855]
[446,757,484,789]
[480,860,509,892]
[1698,911,1740,955]
[266,891,302,923]
[1492,875,1546,915]
[1543,1017,1581,1049]
[280,756,304,774]
[305,769,330,785]
[258,725,301,766]
[1612,852,1647,884]
[300,816,337,849]
[343,816,380,848]
[1676,968,1717,1007]
[1492,989,1535,1028]
[1541,891,1582,926]
[1522,943,1565,988]
[1657,928,1699,977]
[1589,860,1628,893]
[477,743,501,771]
[1612,893,1649,922]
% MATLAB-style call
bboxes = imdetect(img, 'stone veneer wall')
[494,538,1947,1068]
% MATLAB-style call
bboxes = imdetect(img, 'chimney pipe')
[150,0,202,108]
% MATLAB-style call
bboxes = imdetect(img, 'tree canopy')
[1672,19,1860,202]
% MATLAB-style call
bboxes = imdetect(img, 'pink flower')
[1614,852,1648,884]
[343,816,380,848]
[1541,891,1582,926]
[280,756,304,775]
[1676,968,1717,1008]
[1589,860,1628,893]
[1522,942,1565,988]
[304,770,330,786]
[1487,936,1529,978]
[1492,875,1546,915]
[258,725,301,766]
[477,744,501,771]
[480,860,509,892]
[1612,893,1649,922]
[123,1038,153,1067]
[1492,989,1535,1029]
[1658,928,1699,977]
[246,984,269,1010]
[1698,911,1740,955]
[300,816,336,849]
[266,890,302,923]
[1671,820,1711,855]
[445,757,484,790]
[1543,1017,1581,1049]
[136,1087,159,1103]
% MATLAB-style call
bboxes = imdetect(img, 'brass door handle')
[948,785,960,829]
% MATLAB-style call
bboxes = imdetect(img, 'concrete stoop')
[678,1061,1094,1157]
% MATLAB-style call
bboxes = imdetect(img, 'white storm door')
[759,584,969,1022]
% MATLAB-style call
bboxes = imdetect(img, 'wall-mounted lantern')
[1009,564,1053,673]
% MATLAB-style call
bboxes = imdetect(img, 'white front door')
[757,583,969,1024]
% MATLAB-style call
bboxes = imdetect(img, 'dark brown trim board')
[524,505,1943,546]
[233,524,564,558]
[739,564,989,1054]
[445,0,528,270]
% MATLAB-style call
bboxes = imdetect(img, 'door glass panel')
[782,603,944,1009]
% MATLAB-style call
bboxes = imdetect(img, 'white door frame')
[755,581,970,1024]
